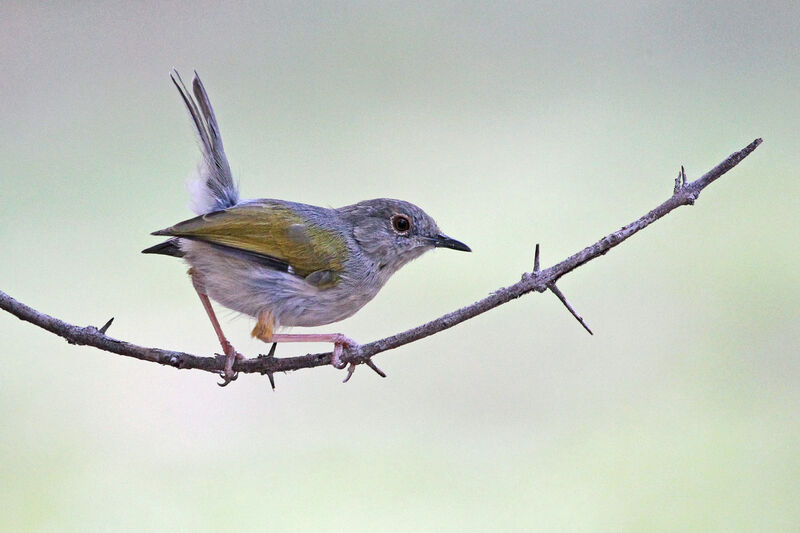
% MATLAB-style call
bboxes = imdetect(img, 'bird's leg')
[269,334,358,369]
[252,310,357,369]
[191,274,242,385]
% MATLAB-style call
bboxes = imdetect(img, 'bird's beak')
[432,233,471,252]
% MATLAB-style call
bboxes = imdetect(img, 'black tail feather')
[170,69,239,213]
[141,238,184,257]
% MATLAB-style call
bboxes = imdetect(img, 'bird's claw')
[326,333,389,383]
[217,348,243,387]
[342,363,357,383]
[217,370,238,387]
[331,335,358,369]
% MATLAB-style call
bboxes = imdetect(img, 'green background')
[1,2,798,531]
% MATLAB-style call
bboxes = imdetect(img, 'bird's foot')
[330,335,359,370]
[218,341,244,387]
[331,337,387,383]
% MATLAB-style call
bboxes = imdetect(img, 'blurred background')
[1,1,798,531]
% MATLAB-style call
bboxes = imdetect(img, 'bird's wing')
[153,201,348,282]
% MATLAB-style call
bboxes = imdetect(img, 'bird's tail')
[171,69,239,214]
[141,237,184,257]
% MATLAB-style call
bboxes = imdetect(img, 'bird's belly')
[182,240,377,328]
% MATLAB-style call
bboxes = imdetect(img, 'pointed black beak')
[432,233,471,252]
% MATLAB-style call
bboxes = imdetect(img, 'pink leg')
[269,333,357,369]
[191,279,242,384]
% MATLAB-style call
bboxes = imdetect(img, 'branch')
[0,138,762,385]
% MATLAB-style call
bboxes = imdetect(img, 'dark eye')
[391,214,411,233]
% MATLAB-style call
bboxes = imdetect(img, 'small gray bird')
[143,70,470,383]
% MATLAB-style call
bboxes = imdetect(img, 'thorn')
[343,363,356,383]
[98,317,114,335]
[365,358,387,378]
[549,283,593,335]
[674,165,688,195]
[264,343,278,358]
[258,343,278,390]
[533,243,541,273]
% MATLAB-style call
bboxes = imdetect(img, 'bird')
[143,70,471,384]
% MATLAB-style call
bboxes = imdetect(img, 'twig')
[0,139,763,382]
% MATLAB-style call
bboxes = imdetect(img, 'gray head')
[337,198,470,274]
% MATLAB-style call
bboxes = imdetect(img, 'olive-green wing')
[153,201,348,282]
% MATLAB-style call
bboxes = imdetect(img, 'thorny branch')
[0,139,763,387]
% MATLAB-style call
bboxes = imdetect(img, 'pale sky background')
[1,2,798,531]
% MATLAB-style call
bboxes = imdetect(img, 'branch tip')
[533,244,541,273]
[685,138,763,196]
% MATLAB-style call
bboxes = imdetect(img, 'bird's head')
[338,198,470,276]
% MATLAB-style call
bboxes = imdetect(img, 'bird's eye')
[391,214,411,233]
